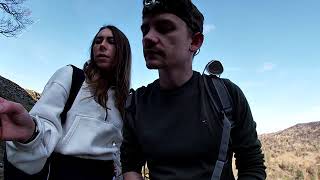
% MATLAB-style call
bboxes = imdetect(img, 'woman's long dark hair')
[83,25,131,118]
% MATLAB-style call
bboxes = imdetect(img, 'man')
[120,0,267,179]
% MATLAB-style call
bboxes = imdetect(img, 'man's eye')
[157,25,174,34]
[141,26,149,36]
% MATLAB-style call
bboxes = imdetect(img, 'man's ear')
[190,32,204,52]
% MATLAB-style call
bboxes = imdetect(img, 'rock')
[0,75,39,179]
[0,75,38,111]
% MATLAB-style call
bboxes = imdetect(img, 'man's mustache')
[143,48,165,57]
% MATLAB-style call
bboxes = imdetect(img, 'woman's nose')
[99,40,108,51]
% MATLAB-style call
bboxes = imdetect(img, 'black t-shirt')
[121,71,266,180]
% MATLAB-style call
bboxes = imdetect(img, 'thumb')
[0,97,26,115]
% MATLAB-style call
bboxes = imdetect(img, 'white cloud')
[35,54,50,65]
[203,24,216,34]
[258,62,276,72]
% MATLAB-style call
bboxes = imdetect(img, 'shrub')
[295,169,304,180]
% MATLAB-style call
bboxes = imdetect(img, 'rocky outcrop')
[0,75,38,111]
[0,75,39,179]
[26,89,41,101]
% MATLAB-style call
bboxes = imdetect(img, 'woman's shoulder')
[43,65,74,91]
[52,65,74,80]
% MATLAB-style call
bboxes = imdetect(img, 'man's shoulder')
[135,79,158,96]
[125,80,158,109]
[203,74,241,94]
[202,74,247,107]
[219,78,243,97]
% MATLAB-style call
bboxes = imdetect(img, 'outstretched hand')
[0,97,35,143]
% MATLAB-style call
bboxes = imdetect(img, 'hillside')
[260,121,320,180]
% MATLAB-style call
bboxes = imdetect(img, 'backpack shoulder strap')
[126,86,146,122]
[201,75,233,180]
[125,88,136,111]
[202,75,233,123]
[125,85,148,110]
[60,65,85,124]
[211,77,233,123]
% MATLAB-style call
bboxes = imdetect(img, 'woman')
[0,25,131,180]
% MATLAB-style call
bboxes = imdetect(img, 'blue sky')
[0,0,319,134]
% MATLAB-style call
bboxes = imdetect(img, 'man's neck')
[158,68,193,90]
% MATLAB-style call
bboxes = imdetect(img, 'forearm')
[235,145,266,179]
[4,66,73,175]
[124,172,144,180]
[237,163,266,180]
[6,115,62,174]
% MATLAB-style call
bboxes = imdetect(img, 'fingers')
[0,114,8,140]
[0,97,26,115]
[0,113,33,141]
[0,115,5,140]
[0,114,14,141]
[0,126,2,139]
[0,97,7,113]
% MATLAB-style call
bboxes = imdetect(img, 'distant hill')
[260,121,320,180]
[0,75,319,180]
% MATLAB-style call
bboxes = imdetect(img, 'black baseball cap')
[142,0,204,34]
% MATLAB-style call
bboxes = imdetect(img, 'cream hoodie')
[6,66,123,175]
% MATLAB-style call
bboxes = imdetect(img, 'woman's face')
[93,28,116,71]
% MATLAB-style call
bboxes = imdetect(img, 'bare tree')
[0,0,33,37]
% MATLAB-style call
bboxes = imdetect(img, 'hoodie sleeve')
[6,65,73,175]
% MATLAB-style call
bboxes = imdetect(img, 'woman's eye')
[95,38,103,44]
[107,37,115,44]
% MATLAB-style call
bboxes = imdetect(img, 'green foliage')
[295,169,304,180]
[278,162,294,173]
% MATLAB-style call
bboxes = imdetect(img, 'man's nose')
[143,30,159,48]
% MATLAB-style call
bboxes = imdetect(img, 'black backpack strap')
[210,78,233,123]
[125,89,135,109]
[203,75,233,122]
[202,75,233,180]
[126,87,145,122]
[60,65,85,124]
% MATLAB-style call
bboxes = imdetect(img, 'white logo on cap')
[144,0,160,7]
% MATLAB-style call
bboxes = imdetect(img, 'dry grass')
[259,121,320,180]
